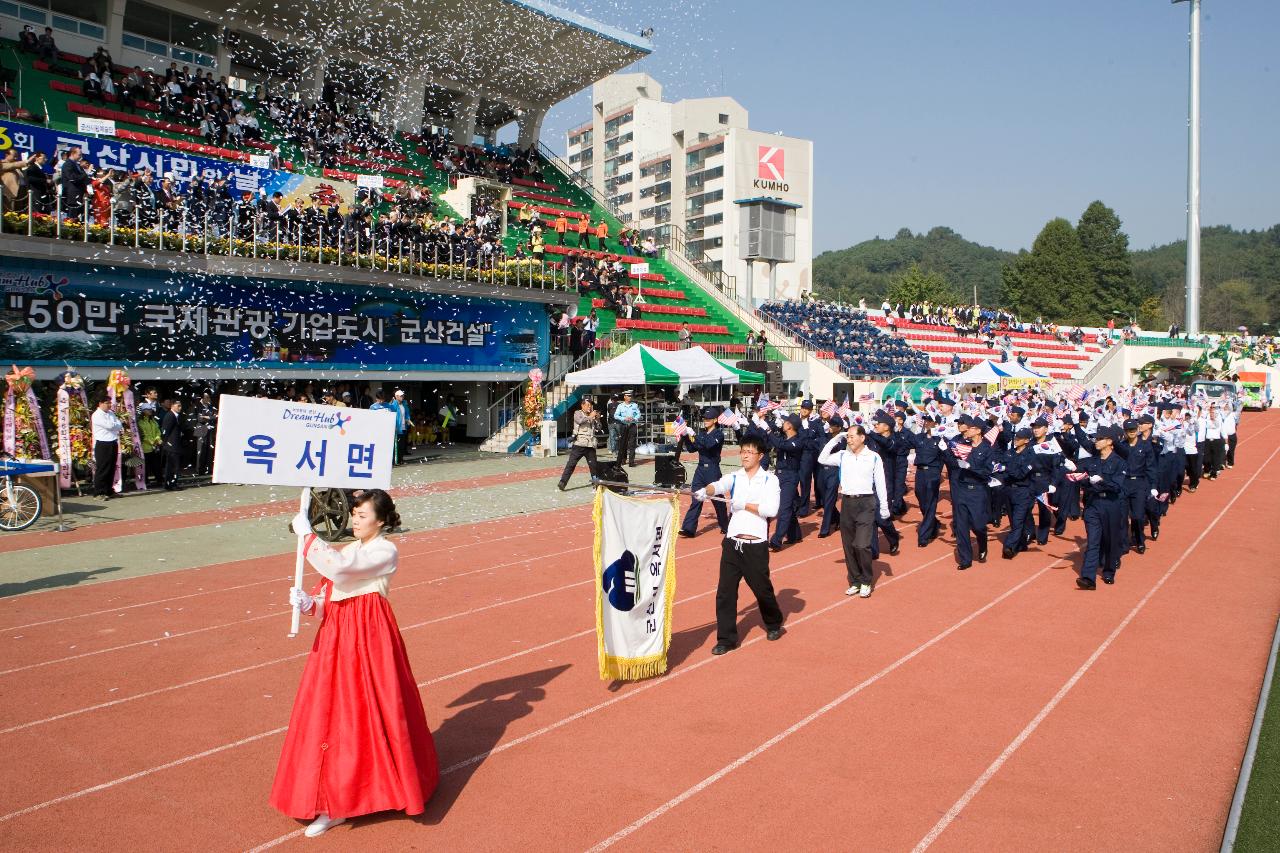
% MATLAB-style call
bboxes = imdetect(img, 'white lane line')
[0,517,594,632]
[909,439,1280,852]
[584,558,1062,852]
[243,549,952,853]
[0,539,853,826]
[0,540,722,731]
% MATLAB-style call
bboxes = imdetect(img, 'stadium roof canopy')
[201,0,652,136]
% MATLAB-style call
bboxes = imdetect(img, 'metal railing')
[0,188,573,291]
[485,347,602,438]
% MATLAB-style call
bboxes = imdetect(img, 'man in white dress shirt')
[818,423,891,598]
[91,397,123,499]
[695,434,784,655]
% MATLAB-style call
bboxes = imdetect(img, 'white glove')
[730,495,747,513]
[1150,488,1158,498]
[693,488,708,502]
[1063,459,1076,472]
[957,459,970,469]
[291,512,312,535]
[879,507,890,520]
[937,438,948,451]
[1089,475,1103,484]
[987,478,1003,488]
[289,587,313,612]
[1048,485,1056,494]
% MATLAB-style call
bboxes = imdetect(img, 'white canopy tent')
[942,359,1048,385]
[564,344,763,387]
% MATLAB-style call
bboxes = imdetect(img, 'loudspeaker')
[597,461,628,493]
[739,360,783,397]
[653,454,686,488]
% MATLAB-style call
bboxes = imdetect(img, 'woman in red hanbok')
[270,489,438,837]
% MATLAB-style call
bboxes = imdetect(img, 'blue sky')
[534,0,1278,254]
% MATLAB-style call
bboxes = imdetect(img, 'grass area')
[1234,636,1280,851]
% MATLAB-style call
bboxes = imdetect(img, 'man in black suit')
[60,147,91,219]
[160,399,185,490]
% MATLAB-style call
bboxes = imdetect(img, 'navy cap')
[785,413,802,429]
[701,406,719,420]
[1060,415,1075,425]
[895,399,909,408]
[920,412,938,423]
[800,400,814,410]
[1009,406,1025,416]
[1078,410,1090,420]
[1032,417,1049,429]
[828,416,846,431]
[1138,414,1155,425]
[1014,427,1033,441]
[1099,426,1122,442]
[936,394,956,406]
[872,412,894,427]
[1123,418,1139,430]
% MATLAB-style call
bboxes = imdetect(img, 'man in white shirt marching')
[695,435,784,655]
[818,423,891,598]
[91,397,124,499]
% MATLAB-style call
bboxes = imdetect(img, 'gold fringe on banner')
[594,487,679,681]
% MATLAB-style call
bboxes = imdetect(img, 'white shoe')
[859,584,872,598]
[845,585,859,596]
[305,814,346,838]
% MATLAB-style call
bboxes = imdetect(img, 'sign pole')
[289,488,312,638]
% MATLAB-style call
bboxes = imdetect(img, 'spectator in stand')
[642,235,658,257]
[1,149,34,206]
[82,69,105,105]
[59,147,92,220]
[678,321,692,349]
[759,299,932,377]
[950,352,962,374]
[36,26,56,65]
[18,25,38,54]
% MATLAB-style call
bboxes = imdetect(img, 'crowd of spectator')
[760,299,933,377]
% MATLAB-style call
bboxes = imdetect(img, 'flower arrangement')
[520,370,547,432]
[3,365,50,460]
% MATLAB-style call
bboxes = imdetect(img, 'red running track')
[0,414,1276,851]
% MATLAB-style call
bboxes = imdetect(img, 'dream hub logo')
[330,413,353,436]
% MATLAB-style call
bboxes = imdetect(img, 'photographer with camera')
[557,397,601,491]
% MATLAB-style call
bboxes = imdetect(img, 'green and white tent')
[564,344,764,387]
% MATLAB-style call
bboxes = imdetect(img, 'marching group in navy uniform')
[669,387,1242,594]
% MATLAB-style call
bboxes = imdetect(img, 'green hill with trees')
[814,208,1279,333]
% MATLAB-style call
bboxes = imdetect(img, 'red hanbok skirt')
[269,589,439,820]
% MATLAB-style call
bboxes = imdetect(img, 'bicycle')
[0,458,47,532]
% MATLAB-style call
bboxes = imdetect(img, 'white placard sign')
[76,117,117,137]
[212,395,395,489]
[630,263,649,276]
[248,154,272,169]
[356,174,385,189]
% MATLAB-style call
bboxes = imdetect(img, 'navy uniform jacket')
[865,430,898,468]
[1080,453,1128,501]
[767,430,805,473]
[1003,445,1038,490]
[1114,438,1154,480]
[679,427,724,482]
[903,429,944,468]
[949,440,997,487]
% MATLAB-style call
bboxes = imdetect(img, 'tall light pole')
[1174,0,1202,334]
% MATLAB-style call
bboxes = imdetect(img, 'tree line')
[813,207,1279,333]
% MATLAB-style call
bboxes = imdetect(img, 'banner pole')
[289,488,312,638]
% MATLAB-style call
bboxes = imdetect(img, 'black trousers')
[163,445,182,487]
[558,444,598,487]
[715,539,782,646]
[1186,452,1202,489]
[1204,438,1225,477]
[616,423,637,466]
[93,440,118,496]
[839,494,877,587]
[1226,433,1238,466]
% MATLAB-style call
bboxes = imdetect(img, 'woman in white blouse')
[271,490,438,837]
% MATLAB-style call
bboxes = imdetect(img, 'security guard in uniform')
[816,415,845,537]
[891,409,911,518]
[677,407,729,538]
[1001,427,1038,559]
[1027,418,1058,547]
[865,412,903,557]
[902,412,944,548]
[765,413,805,550]
[1116,417,1154,554]
[1076,425,1129,589]
[946,415,996,570]
[795,400,822,517]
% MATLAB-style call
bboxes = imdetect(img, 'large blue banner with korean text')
[0,259,548,374]
[0,119,300,197]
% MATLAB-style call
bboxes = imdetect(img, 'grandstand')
[0,4,784,453]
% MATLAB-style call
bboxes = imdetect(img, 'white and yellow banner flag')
[593,488,679,681]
